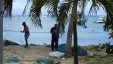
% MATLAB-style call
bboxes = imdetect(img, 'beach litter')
[4,56,20,63]
[36,58,54,64]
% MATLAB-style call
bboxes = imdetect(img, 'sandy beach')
[3,41,113,64]
[3,45,74,64]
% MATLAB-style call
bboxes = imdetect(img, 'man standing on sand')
[21,22,30,47]
[50,24,59,51]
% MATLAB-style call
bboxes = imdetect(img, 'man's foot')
[24,46,30,49]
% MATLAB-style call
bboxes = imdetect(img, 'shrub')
[106,45,113,54]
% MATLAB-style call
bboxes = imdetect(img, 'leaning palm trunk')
[0,0,3,63]
[71,1,78,64]
[66,18,73,57]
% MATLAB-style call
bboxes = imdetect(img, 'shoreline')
[3,45,113,64]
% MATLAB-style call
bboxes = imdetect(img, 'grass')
[79,43,113,64]
[79,54,113,64]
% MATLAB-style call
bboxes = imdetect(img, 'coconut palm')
[66,11,87,57]
[29,0,113,64]
[2,0,13,44]
[29,0,88,64]
[0,0,13,63]
[64,0,113,58]
[66,19,73,57]
[0,0,4,63]
[4,0,13,17]
[89,0,113,38]
[2,0,113,64]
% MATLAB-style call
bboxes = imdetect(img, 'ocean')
[3,16,113,46]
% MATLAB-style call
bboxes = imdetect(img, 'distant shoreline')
[3,40,113,47]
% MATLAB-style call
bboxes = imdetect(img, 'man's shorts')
[24,33,30,39]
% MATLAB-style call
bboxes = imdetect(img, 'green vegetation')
[82,42,113,54]
[83,44,102,51]
[79,54,113,64]
[79,43,113,64]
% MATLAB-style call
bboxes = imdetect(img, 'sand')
[3,45,74,64]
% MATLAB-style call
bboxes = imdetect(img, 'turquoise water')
[3,16,113,46]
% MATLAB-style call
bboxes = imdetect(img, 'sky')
[12,0,106,16]
[12,0,48,16]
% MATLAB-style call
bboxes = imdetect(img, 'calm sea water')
[3,16,113,46]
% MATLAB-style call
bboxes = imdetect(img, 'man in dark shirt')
[50,24,59,51]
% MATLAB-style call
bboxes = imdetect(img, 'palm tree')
[0,0,4,63]
[2,0,113,64]
[29,0,113,64]
[89,0,113,38]
[29,0,88,64]
[0,0,13,63]
[66,19,73,57]
[64,0,113,58]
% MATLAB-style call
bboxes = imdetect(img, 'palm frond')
[44,0,71,34]
[45,0,60,17]
[29,0,47,28]
[4,0,13,17]
[57,2,71,34]
[88,0,113,31]
[103,5,113,30]
[78,0,87,13]
[22,0,31,16]
[104,15,113,31]
[98,0,113,31]
[88,0,101,15]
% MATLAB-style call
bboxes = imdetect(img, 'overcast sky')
[12,0,106,16]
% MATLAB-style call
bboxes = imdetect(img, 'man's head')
[22,22,26,26]
[54,24,58,27]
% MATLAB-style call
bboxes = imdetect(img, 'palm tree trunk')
[72,1,78,64]
[66,18,73,58]
[0,0,3,63]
